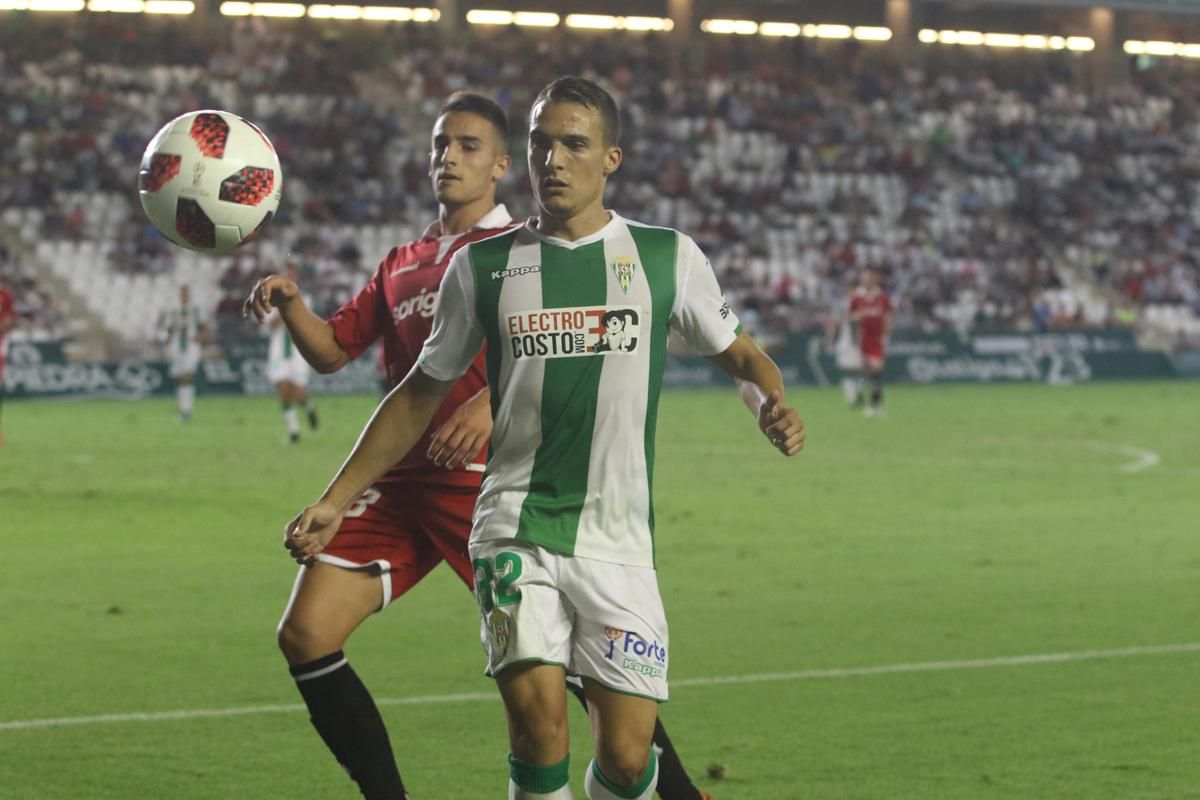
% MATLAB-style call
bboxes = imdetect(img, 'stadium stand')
[2,16,1198,358]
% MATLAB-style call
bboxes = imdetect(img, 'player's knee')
[595,741,651,788]
[509,710,569,761]
[276,613,340,664]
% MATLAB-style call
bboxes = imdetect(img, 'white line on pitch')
[2,642,1197,732]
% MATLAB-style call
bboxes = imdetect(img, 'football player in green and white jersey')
[160,285,206,422]
[285,77,805,800]
[264,263,319,443]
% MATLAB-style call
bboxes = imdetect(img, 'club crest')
[611,257,636,294]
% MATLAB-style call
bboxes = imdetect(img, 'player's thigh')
[277,561,382,663]
[581,677,658,776]
[495,661,571,762]
[418,482,480,588]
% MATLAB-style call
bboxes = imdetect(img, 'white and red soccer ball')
[138,110,282,254]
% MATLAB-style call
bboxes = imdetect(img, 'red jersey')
[0,286,14,371]
[849,286,892,346]
[327,205,516,487]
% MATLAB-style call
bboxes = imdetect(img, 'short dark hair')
[531,76,620,146]
[439,91,509,149]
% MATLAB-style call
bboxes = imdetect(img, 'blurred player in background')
[848,267,893,417]
[245,92,711,800]
[160,285,206,422]
[264,263,318,443]
[0,281,17,446]
[829,276,862,408]
[282,77,802,800]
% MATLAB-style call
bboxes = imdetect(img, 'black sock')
[290,651,407,800]
[870,375,884,407]
[565,678,703,800]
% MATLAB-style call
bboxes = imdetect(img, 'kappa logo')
[491,265,542,280]
[611,257,637,294]
[506,306,641,360]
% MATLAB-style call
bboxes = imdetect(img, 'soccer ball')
[138,110,282,254]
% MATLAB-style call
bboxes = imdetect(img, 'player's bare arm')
[285,367,456,563]
[708,330,806,456]
[426,385,492,469]
[244,275,350,373]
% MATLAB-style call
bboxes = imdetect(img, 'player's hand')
[283,500,345,566]
[427,389,492,469]
[243,275,300,323]
[758,390,805,456]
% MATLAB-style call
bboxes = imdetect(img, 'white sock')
[178,384,195,415]
[841,377,859,404]
[509,779,574,799]
[283,406,300,435]
[584,752,657,800]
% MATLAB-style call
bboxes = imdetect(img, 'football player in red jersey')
[0,281,17,446]
[245,93,711,800]
[848,267,894,417]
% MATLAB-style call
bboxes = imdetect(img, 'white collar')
[523,211,621,249]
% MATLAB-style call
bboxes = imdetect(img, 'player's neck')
[438,197,496,237]
[535,207,611,242]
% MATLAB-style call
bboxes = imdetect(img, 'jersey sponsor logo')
[505,306,640,360]
[602,627,667,678]
[490,265,541,280]
[611,257,636,294]
[392,286,437,323]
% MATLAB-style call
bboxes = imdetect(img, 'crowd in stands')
[0,243,64,343]
[3,15,1200,353]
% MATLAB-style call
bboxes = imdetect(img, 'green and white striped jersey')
[162,305,203,355]
[419,213,740,567]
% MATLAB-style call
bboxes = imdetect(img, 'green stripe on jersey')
[283,330,293,358]
[627,224,677,555]
[515,239,609,553]
[468,231,519,420]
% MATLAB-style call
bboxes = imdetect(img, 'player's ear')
[493,153,512,184]
[602,146,622,178]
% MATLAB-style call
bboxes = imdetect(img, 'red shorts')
[860,339,885,368]
[317,479,478,607]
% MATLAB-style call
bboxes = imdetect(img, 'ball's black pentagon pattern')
[176,198,216,249]
[189,113,229,158]
[219,167,275,206]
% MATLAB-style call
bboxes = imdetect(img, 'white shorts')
[169,345,201,378]
[469,540,669,702]
[267,357,310,387]
[835,344,862,372]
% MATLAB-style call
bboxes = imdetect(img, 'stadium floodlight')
[956,30,984,45]
[983,32,1022,48]
[0,0,31,8]
[308,3,364,18]
[1179,43,1200,58]
[854,26,892,41]
[566,13,617,28]
[1048,36,1066,49]
[219,1,250,13]
[410,6,435,20]
[1145,40,1179,55]
[513,11,558,26]
[251,2,303,15]
[1022,35,1048,49]
[918,28,938,43]
[145,0,193,12]
[1066,36,1095,51]
[760,22,800,37]
[700,19,758,35]
[28,0,84,10]
[466,9,512,24]
[623,16,671,31]
[87,0,144,12]
[814,24,852,39]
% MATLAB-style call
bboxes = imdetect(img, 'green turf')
[1,382,1198,799]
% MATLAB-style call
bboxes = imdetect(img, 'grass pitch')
[1,381,1197,799]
